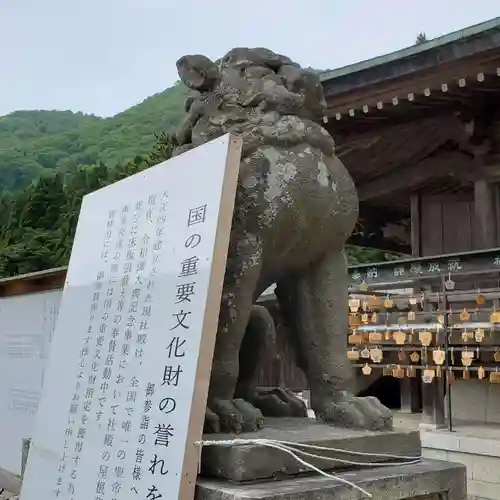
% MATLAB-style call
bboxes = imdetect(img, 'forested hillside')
[0,133,174,277]
[0,84,189,191]
[0,79,392,279]
[0,133,391,278]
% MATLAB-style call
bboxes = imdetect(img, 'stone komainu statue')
[173,48,392,433]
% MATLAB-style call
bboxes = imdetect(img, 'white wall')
[449,379,500,424]
[422,429,500,500]
[0,290,61,475]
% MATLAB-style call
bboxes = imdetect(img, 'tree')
[0,133,175,277]
[0,84,190,191]
[0,125,397,279]
[415,32,428,44]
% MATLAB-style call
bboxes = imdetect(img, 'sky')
[1,0,499,118]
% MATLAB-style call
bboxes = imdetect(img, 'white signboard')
[0,290,61,475]
[21,134,242,500]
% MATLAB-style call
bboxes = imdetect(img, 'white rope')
[199,438,421,460]
[196,438,423,498]
[261,441,422,468]
[251,440,372,497]
[255,438,422,461]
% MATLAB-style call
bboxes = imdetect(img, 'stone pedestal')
[196,418,466,500]
[197,460,466,499]
[200,417,421,482]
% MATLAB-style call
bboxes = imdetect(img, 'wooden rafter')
[325,55,500,120]
[356,152,472,201]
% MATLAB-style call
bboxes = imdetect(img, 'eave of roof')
[320,16,500,87]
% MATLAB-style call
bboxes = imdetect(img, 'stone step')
[200,417,421,482]
[196,459,466,500]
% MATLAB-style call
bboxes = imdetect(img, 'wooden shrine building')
[319,16,500,432]
[324,16,500,257]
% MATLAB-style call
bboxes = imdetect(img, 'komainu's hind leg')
[235,305,307,418]
[204,234,265,434]
[277,249,393,430]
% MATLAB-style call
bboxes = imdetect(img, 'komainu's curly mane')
[173,48,335,161]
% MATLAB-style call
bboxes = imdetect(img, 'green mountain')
[0,69,331,192]
[0,83,190,191]
[0,75,394,278]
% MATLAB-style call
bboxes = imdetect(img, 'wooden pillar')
[474,179,497,249]
[409,195,446,426]
[410,194,421,257]
[420,282,446,428]
[400,376,421,413]
[421,377,445,428]
[419,357,446,427]
[407,194,428,416]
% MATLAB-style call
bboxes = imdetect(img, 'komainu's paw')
[204,398,264,434]
[315,395,393,431]
[243,387,308,418]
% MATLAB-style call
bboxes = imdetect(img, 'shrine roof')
[320,17,500,98]
[318,17,500,216]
